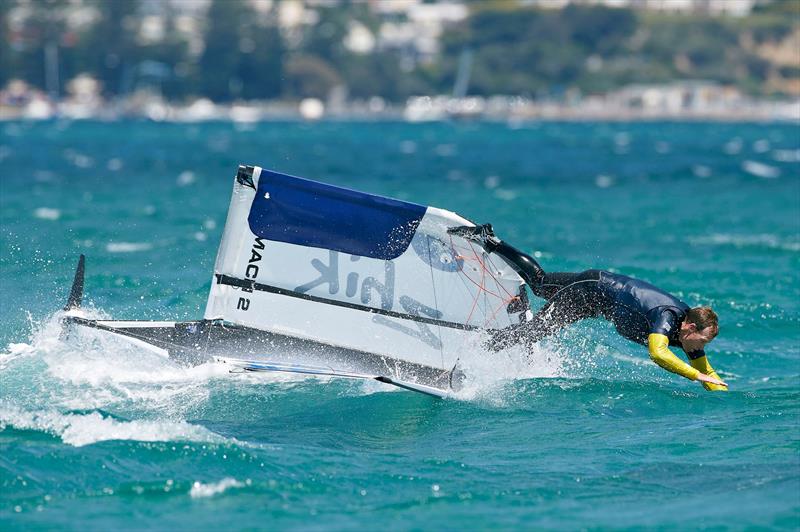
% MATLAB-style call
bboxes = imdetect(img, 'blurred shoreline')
[3,90,798,123]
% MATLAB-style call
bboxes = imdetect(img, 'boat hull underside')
[64,316,461,390]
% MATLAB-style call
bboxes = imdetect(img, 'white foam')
[105,242,153,253]
[1,308,574,426]
[176,171,196,186]
[0,405,224,447]
[724,137,743,155]
[595,174,614,188]
[33,207,61,220]
[742,160,780,179]
[450,334,567,402]
[689,233,799,252]
[189,478,246,498]
[692,165,712,178]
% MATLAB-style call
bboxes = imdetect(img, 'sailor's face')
[680,322,714,352]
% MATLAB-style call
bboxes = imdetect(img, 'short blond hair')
[686,306,719,339]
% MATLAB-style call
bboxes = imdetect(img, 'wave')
[0,405,226,447]
[0,309,597,447]
[189,478,248,498]
[105,242,153,253]
[688,233,800,252]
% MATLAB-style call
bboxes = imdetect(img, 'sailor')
[449,224,727,391]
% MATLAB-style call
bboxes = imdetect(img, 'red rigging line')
[449,238,505,299]
[448,235,522,328]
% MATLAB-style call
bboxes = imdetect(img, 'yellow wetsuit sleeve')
[689,355,727,392]
[647,333,700,381]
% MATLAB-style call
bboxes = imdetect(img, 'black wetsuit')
[488,239,701,357]
[449,224,724,388]
[522,270,699,353]
[452,224,701,354]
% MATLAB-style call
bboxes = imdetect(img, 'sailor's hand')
[696,373,728,388]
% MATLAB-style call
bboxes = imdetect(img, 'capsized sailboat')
[62,165,531,397]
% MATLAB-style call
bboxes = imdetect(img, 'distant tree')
[283,54,341,99]
[4,0,75,96]
[199,0,251,101]
[77,0,142,97]
[0,0,14,87]
[199,0,284,101]
[563,5,636,57]
[238,22,284,100]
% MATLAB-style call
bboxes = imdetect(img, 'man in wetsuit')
[450,224,727,391]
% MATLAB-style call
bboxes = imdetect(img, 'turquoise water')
[1,120,799,529]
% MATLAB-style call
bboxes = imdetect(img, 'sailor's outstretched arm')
[648,334,727,390]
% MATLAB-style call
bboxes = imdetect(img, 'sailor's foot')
[448,224,500,251]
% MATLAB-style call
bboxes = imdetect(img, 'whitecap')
[595,174,614,188]
[0,406,225,447]
[692,165,712,178]
[189,478,245,498]
[752,139,770,153]
[493,189,518,201]
[176,171,196,186]
[724,138,742,155]
[689,233,799,252]
[106,242,153,253]
[484,175,500,189]
[33,207,60,220]
[742,160,780,179]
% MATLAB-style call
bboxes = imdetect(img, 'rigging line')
[449,235,489,321]
[488,295,521,324]
[426,235,446,368]
[482,256,518,326]
[448,234,505,326]
[452,237,526,327]
[477,251,505,325]
[464,240,487,324]
[449,233,484,325]
[483,253,518,300]
[449,243,505,299]
[469,242,518,328]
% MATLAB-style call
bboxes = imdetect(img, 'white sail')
[204,166,527,371]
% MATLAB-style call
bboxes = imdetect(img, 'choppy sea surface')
[1,120,798,530]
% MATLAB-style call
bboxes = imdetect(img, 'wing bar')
[214,356,449,398]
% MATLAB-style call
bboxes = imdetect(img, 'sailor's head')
[679,306,719,352]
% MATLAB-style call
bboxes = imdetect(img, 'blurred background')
[2,0,799,121]
[1,3,800,528]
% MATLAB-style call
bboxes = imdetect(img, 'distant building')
[375,1,468,64]
[522,0,762,17]
[607,81,744,115]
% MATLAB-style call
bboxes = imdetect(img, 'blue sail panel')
[248,169,427,260]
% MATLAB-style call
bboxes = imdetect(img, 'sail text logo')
[236,237,265,312]
[295,251,443,349]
